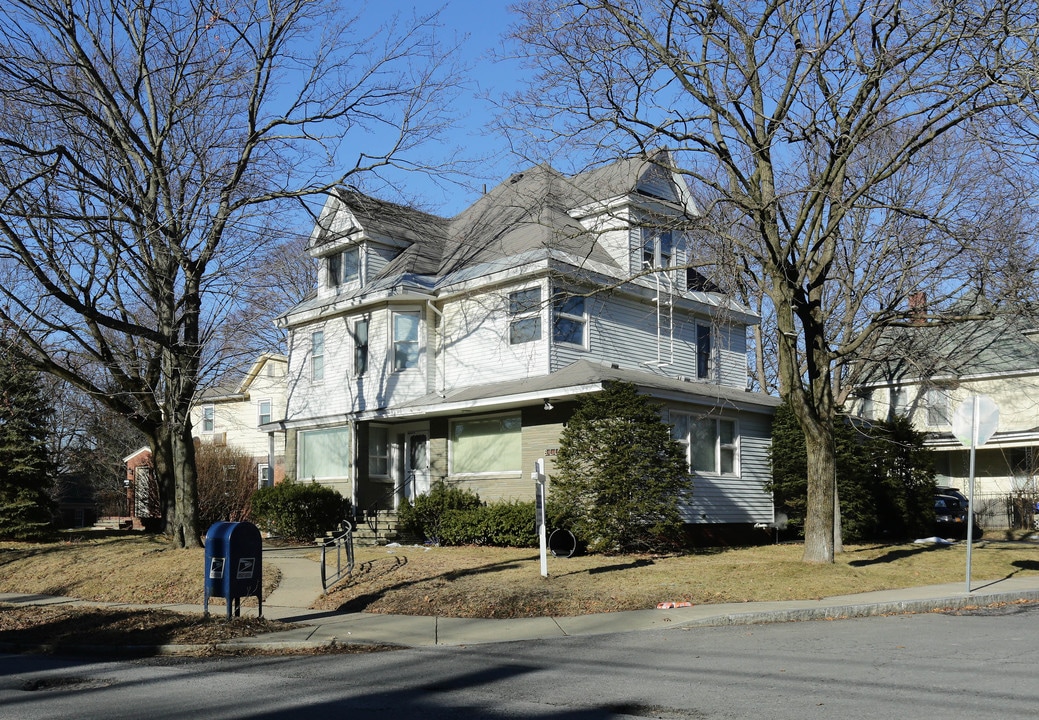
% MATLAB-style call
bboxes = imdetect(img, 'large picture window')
[298,426,351,480]
[508,287,542,345]
[672,413,738,476]
[450,414,522,475]
[393,311,420,371]
[552,291,586,346]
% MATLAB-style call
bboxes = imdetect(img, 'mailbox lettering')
[237,557,255,579]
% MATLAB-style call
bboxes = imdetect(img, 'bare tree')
[0,0,464,547]
[509,0,1039,561]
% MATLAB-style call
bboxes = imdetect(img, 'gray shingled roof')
[863,297,1039,383]
[323,156,682,290]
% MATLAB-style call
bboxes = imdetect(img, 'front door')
[405,432,430,501]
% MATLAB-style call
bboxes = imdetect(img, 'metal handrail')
[320,524,354,591]
[360,472,415,532]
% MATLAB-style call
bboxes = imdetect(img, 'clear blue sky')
[368,1,530,216]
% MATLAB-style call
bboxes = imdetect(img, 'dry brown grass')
[0,532,278,604]
[318,538,1039,618]
[2,532,1039,643]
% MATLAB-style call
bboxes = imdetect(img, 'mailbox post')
[204,521,263,619]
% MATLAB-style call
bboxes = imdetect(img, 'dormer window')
[642,228,674,268]
[327,247,360,288]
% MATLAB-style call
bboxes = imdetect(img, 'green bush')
[553,382,690,553]
[477,500,537,547]
[435,500,539,547]
[400,485,538,547]
[398,481,482,544]
[249,481,350,542]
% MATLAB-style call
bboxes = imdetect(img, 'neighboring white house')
[266,154,780,541]
[192,353,288,488]
[852,295,1039,527]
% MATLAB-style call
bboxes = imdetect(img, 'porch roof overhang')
[358,359,781,422]
[926,428,1039,451]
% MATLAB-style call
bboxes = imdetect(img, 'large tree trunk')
[146,426,177,532]
[801,419,837,563]
[169,425,201,548]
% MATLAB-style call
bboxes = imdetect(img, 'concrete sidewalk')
[4,547,1039,653]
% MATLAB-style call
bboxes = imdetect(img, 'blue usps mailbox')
[203,521,263,619]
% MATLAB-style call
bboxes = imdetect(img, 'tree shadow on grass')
[848,543,950,567]
[328,555,535,614]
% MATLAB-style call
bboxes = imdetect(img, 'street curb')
[673,590,1039,628]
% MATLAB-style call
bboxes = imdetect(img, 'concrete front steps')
[318,511,404,547]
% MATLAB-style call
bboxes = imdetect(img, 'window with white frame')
[311,330,325,381]
[672,413,738,476]
[926,388,950,426]
[258,399,272,426]
[326,247,360,288]
[696,324,712,379]
[642,228,674,268]
[392,311,420,371]
[201,405,215,433]
[450,414,522,475]
[257,464,272,488]
[298,426,350,480]
[552,291,586,347]
[891,387,908,417]
[352,317,369,376]
[508,287,542,345]
[856,389,875,420]
[368,425,389,477]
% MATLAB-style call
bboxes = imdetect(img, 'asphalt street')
[4,602,1038,720]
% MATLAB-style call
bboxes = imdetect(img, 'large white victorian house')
[265,155,780,542]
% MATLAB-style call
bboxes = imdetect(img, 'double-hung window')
[368,425,389,477]
[673,413,738,476]
[353,317,369,376]
[926,388,950,426]
[552,291,586,347]
[696,324,712,379]
[393,311,420,371]
[311,330,325,381]
[327,247,360,288]
[201,405,215,433]
[642,228,674,268]
[258,399,272,426]
[508,287,542,345]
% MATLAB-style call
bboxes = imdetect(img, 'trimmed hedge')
[249,481,350,542]
[400,482,538,547]
[439,501,538,547]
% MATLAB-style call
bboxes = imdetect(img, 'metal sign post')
[951,396,999,594]
[533,458,547,577]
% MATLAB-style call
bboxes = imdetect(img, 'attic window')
[641,228,673,268]
[327,247,360,287]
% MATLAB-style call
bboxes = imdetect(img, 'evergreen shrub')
[249,480,350,541]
